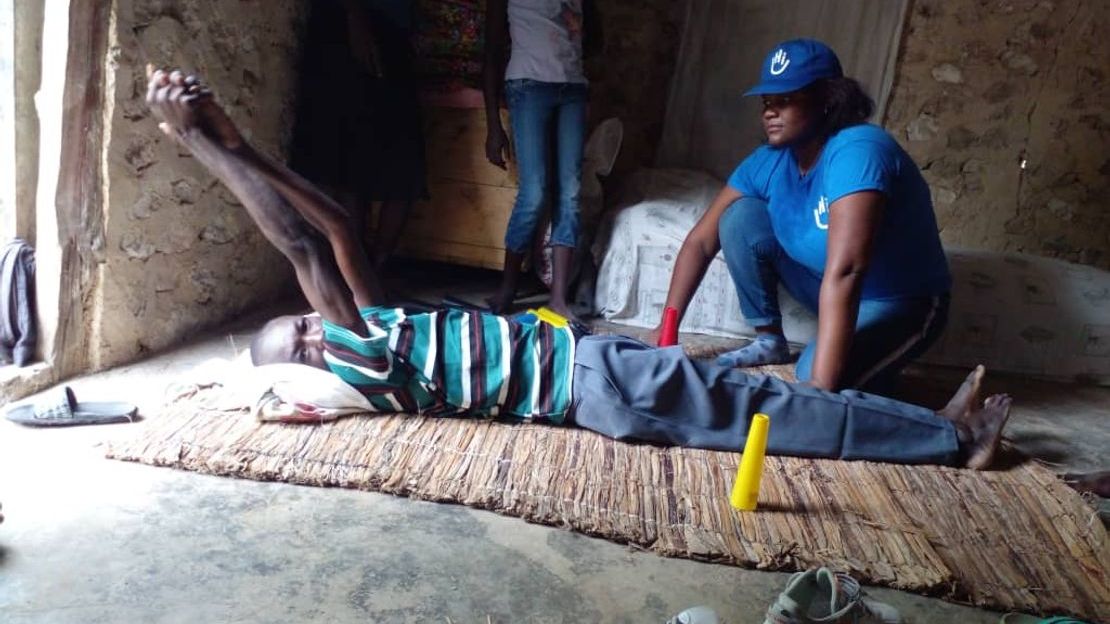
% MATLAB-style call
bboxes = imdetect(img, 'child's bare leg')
[547,245,581,324]
[487,250,525,314]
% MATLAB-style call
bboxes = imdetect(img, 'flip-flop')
[5,386,137,427]
[1000,614,1090,623]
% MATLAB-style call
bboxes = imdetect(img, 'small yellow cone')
[730,413,770,511]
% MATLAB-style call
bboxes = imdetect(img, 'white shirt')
[504,0,587,84]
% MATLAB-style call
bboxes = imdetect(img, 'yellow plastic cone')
[730,413,770,511]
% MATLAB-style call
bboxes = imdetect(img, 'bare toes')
[984,393,1012,410]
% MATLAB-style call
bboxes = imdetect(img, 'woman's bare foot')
[961,393,1013,470]
[937,364,985,422]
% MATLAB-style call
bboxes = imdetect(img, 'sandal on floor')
[1000,614,1090,623]
[5,386,137,427]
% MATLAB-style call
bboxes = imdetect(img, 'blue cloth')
[727,124,951,300]
[720,196,949,392]
[570,335,960,465]
[503,78,587,253]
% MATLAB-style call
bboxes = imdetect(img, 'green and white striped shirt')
[322,307,577,423]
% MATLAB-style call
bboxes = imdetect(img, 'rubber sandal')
[5,386,137,427]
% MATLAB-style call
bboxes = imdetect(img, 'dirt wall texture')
[94,0,305,368]
[585,0,682,175]
[886,0,1110,269]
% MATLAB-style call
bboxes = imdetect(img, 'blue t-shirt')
[727,124,951,299]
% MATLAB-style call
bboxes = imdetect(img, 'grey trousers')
[569,335,960,465]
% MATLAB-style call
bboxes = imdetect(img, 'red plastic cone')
[658,306,679,347]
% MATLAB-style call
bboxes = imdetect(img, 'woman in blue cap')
[655,39,951,394]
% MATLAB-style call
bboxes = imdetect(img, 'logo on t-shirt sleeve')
[813,195,830,230]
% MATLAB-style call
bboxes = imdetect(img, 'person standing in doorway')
[482,0,600,321]
[291,0,428,269]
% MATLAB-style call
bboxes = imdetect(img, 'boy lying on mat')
[146,67,1010,469]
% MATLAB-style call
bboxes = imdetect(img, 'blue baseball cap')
[743,39,844,96]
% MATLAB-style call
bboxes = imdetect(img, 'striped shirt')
[321,307,577,423]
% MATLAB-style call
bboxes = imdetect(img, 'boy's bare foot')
[937,364,985,422]
[146,66,243,150]
[961,393,1012,470]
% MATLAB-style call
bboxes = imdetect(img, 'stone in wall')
[885,0,1110,270]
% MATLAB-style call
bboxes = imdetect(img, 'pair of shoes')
[666,606,719,624]
[5,386,137,427]
[764,568,900,623]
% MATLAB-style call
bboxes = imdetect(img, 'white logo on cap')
[770,49,790,75]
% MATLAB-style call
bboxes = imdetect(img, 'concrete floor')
[2,267,1107,623]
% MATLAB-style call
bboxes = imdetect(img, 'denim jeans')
[503,79,587,253]
[718,197,950,393]
[571,335,960,465]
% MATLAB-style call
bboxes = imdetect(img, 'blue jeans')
[503,79,587,253]
[719,197,949,393]
[571,335,959,465]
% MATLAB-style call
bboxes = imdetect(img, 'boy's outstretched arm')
[146,68,374,335]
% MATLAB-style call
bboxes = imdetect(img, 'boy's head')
[250,314,327,370]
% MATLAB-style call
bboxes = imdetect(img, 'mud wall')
[92,0,306,368]
[886,0,1110,269]
[586,1,682,175]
